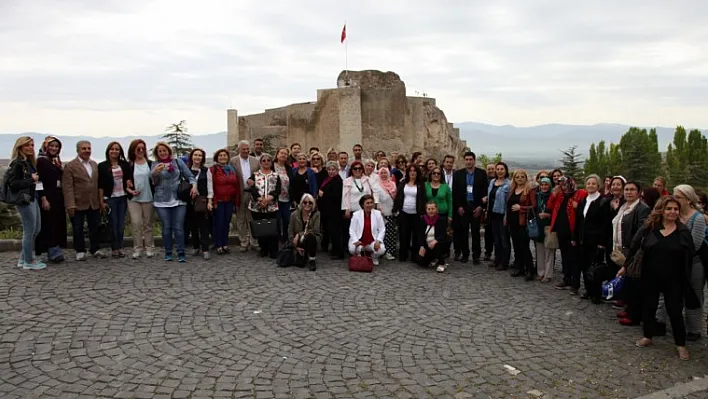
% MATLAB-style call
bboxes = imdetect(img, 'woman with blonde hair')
[288,193,321,271]
[7,137,45,270]
[506,169,537,280]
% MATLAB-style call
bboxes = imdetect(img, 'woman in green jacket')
[425,166,453,221]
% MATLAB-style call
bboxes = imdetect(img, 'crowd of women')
[5,135,708,360]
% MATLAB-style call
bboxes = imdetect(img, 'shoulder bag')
[250,174,279,238]
[526,207,540,239]
[625,229,649,279]
[0,163,32,206]
[177,161,192,202]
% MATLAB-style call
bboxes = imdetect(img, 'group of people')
[6,135,708,360]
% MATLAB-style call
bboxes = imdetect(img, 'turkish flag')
[340,24,346,43]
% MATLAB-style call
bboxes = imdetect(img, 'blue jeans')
[108,196,127,250]
[213,201,235,247]
[17,200,41,264]
[278,201,291,242]
[155,205,186,255]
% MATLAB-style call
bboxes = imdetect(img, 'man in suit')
[452,151,489,264]
[62,140,106,261]
[231,140,260,252]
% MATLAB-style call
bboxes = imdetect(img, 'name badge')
[56,180,62,188]
[467,185,474,194]
[36,182,44,191]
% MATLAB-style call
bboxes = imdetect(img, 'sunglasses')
[261,159,272,163]
[352,167,362,171]
[431,172,441,175]
[303,201,313,205]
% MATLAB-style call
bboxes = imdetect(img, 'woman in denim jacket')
[483,162,511,270]
[150,142,197,262]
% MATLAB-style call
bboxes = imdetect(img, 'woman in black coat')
[97,142,131,257]
[35,136,67,263]
[417,202,449,272]
[318,161,344,259]
[572,175,609,303]
[393,164,427,262]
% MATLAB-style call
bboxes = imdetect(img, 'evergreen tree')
[560,145,583,182]
[685,129,708,190]
[607,143,623,176]
[161,120,193,157]
[584,143,599,177]
[618,127,659,183]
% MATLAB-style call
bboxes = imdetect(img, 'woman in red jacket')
[548,177,587,290]
[208,149,241,255]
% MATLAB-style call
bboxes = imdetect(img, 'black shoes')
[308,260,317,271]
[472,258,481,265]
[511,270,525,277]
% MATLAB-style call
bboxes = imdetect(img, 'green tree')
[161,120,193,157]
[607,143,623,176]
[584,143,599,177]
[617,127,660,183]
[560,145,583,182]
[477,153,503,167]
[684,129,708,190]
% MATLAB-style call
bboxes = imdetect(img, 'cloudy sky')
[1,0,707,137]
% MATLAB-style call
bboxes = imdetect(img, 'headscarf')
[537,177,552,211]
[377,167,397,198]
[559,177,576,195]
[38,136,63,169]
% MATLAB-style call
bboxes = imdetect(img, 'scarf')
[215,163,235,176]
[560,177,576,194]
[537,189,551,212]
[158,156,174,172]
[320,175,334,189]
[612,200,639,249]
[423,214,439,226]
[38,136,63,169]
[377,170,397,198]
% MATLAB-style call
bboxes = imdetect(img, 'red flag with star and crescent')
[340,24,346,43]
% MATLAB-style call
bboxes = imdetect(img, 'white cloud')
[0,0,706,137]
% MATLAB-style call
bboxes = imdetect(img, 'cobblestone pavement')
[2,248,708,399]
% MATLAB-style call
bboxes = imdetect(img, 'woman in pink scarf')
[376,166,398,260]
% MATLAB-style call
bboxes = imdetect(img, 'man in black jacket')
[452,151,489,264]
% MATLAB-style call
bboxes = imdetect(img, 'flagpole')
[344,21,348,80]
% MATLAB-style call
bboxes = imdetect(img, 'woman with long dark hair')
[35,136,67,263]
[125,139,155,259]
[626,196,698,361]
[417,201,449,272]
[484,162,511,271]
[186,149,210,259]
[394,164,426,262]
[98,141,131,258]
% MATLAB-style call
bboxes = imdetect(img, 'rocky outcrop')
[230,70,467,163]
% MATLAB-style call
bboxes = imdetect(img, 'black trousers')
[624,277,643,323]
[324,212,343,257]
[341,216,351,256]
[484,216,494,257]
[490,213,511,267]
[297,233,318,261]
[454,205,482,259]
[558,234,577,285]
[251,211,279,258]
[509,223,534,274]
[70,209,101,254]
[642,271,686,345]
[398,212,419,262]
[575,242,606,294]
[417,241,447,266]
[186,205,210,252]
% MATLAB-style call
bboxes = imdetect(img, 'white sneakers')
[436,264,448,273]
[384,253,395,260]
[76,252,86,261]
[372,258,380,266]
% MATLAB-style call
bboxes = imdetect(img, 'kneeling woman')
[417,202,449,273]
[625,196,699,361]
[288,193,321,271]
[348,194,386,266]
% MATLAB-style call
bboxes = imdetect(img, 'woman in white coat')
[349,194,386,265]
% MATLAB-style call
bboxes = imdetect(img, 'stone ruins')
[227,70,468,161]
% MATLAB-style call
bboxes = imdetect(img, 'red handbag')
[348,248,373,272]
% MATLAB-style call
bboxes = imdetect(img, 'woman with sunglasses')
[394,164,427,262]
[425,166,453,221]
[246,154,282,258]
[288,193,321,271]
[125,139,155,259]
[392,155,407,183]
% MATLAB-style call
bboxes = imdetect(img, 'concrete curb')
[634,376,708,399]
[0,236,242,252]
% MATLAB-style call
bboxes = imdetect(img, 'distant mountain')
[0,132,228,160]
[457,122,707,164]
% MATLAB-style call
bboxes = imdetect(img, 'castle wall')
[228,70,467,161]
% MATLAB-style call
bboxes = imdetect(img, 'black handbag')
[97,212,114,244]
[0,165,31,206]
[177,162,192,202]
[250,218,279,238]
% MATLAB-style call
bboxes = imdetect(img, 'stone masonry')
[227,70,468,161]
